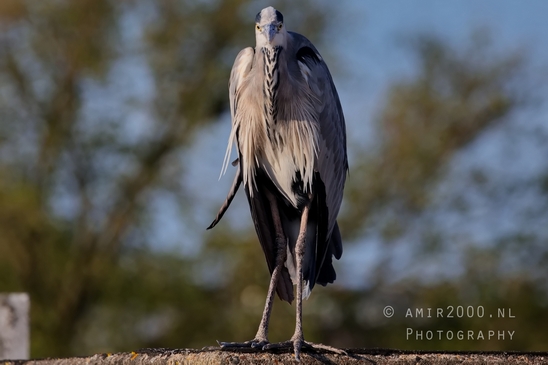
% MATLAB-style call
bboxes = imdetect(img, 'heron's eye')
[277,23,283,31]
[256,25,261,31]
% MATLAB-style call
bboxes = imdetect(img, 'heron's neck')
[261,46,281,127]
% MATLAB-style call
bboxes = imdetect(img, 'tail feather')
[207,166,242,230]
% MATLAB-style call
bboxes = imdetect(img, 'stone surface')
[1,348,547,365]
[0,293,30,360]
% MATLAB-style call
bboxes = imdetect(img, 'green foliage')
[341,34,524,238]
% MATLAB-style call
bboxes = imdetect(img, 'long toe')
[262,340,302,361]
[250,340,269,349]
[303,341,347,356]
[293,339,303,361]
[261,340,293,351]
[218,339,269,349]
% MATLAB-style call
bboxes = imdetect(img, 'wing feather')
[245,166,295,303]
[290,32,348,230]
[290,32,348,289]
[209,48,254,228]
[221,47,255,177]
[217,46,294,302]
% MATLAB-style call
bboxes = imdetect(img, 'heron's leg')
[262,200,310,360]
[219,190,287,349]
[289,200,310,360]
[252,191,287,345]
[264,199,346,360]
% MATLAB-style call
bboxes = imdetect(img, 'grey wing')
[228,47,294,302]
[243,168,295,303]
[294,35,347,221]
[292,32,347,281]
[229,48,254,122]
[220,47,255,176]
[209,47,255,229]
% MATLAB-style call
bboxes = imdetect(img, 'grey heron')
[208,6,348,360]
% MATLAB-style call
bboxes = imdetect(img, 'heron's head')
[255,7,287,48]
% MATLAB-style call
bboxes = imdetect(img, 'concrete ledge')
[2,348,547,365]
[0,293,29,360]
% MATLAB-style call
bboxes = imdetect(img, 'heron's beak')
[265,24,277,44]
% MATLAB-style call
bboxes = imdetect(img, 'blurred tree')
[341,34,524,239]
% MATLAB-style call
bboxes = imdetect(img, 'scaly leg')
[263,201,310,360]
[264,200,346,361]
[219,190,286,349]
[290,200,310,359]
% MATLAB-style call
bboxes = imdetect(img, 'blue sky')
[148,1,548,287]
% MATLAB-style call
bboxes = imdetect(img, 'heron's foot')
[217,338,269,350]
[263,339,346,361]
